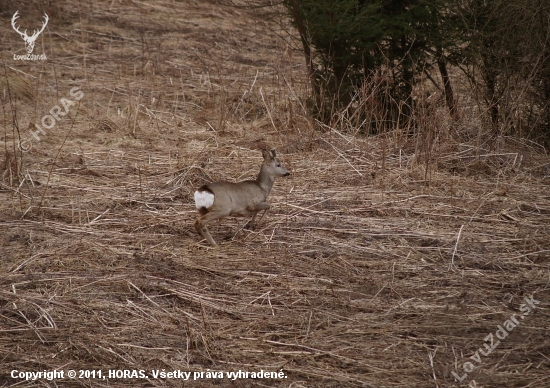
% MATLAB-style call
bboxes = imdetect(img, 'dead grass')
[1,1,549,387]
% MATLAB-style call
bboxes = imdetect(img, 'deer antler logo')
[11,11,49,54]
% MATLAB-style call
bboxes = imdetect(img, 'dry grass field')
[1,1,550,387]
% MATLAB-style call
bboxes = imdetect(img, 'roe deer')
[194,149,290,246]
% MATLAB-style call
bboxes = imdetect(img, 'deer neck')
[256,164,275,195]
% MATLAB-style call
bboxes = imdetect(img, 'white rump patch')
[194,190,214,209]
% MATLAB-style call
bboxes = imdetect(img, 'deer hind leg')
[194,218,212,245]
[194,209,229,247]
[245,202,270,230]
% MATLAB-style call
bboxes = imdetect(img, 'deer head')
[11,11,49,54]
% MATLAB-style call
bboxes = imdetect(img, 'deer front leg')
[245,202,270,230]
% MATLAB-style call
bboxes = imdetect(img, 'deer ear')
[270,148,277,158]
[261,149,272,161]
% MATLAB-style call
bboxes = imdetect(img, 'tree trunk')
[437,59,457,119]
[484,67,500,132]
[288,0,320,109]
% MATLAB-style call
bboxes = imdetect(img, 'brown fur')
[197,184,214,194]
[193,148,290,246]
